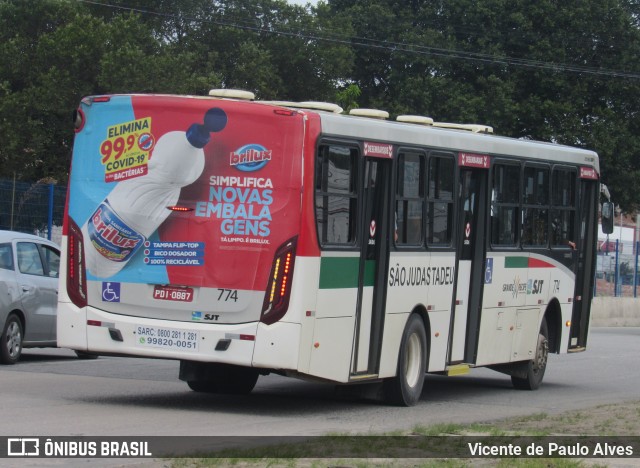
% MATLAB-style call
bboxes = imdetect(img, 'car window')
[0,243,14,270]
[17,242,45,276]
[41,245,60,278]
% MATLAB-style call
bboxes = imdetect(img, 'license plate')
[153,285,194,302]
[135,325,199,352]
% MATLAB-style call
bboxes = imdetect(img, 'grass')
[159,401,640,467]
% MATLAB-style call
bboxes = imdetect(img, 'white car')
[0,230,61,364]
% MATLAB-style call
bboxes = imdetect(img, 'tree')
[0,0,219,183]
[1,0,639,213]
[327,0,640,211]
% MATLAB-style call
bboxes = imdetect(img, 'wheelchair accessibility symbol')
[484,258,493,284]
[102,282,121,302]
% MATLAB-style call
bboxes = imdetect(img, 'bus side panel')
[305,253,359,382]
[426,310,451,372]
[253,322,301,370]
[559,302,573,352]
[476,253,529,366]
[477,252,575,365]
[252,257,320,371]
[377,312,407,378]
[377,309,451,378]
[512,308,542,361]
[308,316,355,383]
[383,252,428,378]
[548,260,576,353]
[475,308,521,365]
[382,252,454,375]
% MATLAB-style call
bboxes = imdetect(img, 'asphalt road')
[2,327,639,438]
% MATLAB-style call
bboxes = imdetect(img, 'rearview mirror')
[601,201,614,234]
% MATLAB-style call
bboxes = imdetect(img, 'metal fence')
[0,178,67,246]
[596,239,640,297]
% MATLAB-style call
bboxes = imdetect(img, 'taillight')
[73,108,85,133]
[261,237,297,325]
[67,218,87,308]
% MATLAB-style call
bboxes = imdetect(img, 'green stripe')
[363,260,375,287]
[504,256,529,268]
[319,257,375,289]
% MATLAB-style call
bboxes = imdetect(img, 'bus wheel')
[216,367,259,395]
[512,318,549,390]
[383,314,427,406]
[1,314,23,365]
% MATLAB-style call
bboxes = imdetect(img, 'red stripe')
[528,258,554,268]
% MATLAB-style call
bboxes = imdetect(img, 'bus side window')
[315,144,359,246]
[427,154,454,246]
[522,165,550,247]
[551,167,577,248]
[491,163,520,247]
[395,151,425,246]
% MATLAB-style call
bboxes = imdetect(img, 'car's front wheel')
[1,314,23,365]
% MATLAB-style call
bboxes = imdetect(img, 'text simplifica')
[195,177,274,239]
[209,176,273,188]
[389,265,455,287]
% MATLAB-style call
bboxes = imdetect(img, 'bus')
[58,90,613,406]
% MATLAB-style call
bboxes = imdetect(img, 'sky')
[287,0,319,6]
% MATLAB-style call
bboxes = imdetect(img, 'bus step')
[568,347,586,353]
[446,364,470,376]
[349,373,379,381]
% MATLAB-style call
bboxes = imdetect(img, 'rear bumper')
[57,301,258,365]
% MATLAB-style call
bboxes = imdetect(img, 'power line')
[75,0,640,79]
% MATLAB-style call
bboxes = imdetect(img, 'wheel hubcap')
[6,322,21,358]
[404,332,422,388]
[533,333,548,375]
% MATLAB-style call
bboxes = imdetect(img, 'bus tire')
[512,318,549,390]
[383,314,427,406]
[217,367,259,395]
[1,314,23,365]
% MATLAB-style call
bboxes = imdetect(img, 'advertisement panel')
[68,96,304,302]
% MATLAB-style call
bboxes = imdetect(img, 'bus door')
[570,171,598,349]
[450,154,489,364]
[351,154,392,377]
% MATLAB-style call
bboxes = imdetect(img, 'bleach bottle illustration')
[82,108,227,278]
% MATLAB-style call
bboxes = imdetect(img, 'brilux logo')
[230,144,271,172]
